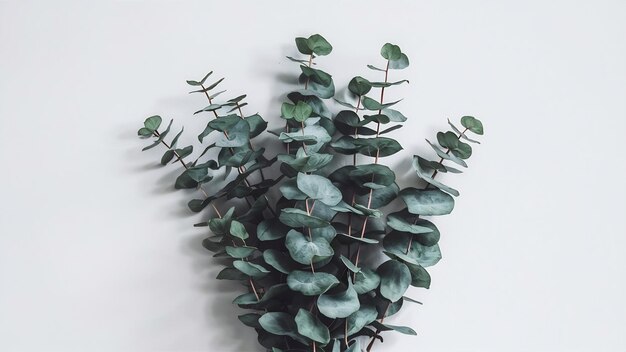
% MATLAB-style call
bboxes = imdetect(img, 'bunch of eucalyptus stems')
[138,34,484,352]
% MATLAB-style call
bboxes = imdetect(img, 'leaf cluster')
[137,35,484,352]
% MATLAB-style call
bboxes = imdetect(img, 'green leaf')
[160,150,175,165]
[286,56,309,64]
[279,208,329,228]
[389,53,410,70]
[258,312,298,337]
[333,98,359,110]
[461,115,484,135]
[300,66,333,87]
[412,156,460,196]
[143,115,162,131]
[257,219,290,241]
[387,211,434,234]
[193,104,222,115]
[349,164,395,189]
[263,249,296,274]
[370,79,409,88]
[377,260,411,302]
[285,229,334,264]
[138,127,153,137]
[281,102,296,119]
[437,131,472,159]
[295,309,330,344]
[353,268,381,294]
[174,165,212,189]
[205,77,225,91]
[294,101,313,122]
[448,118,480,144]
[361,96,401,111]
[399,187,455,216]
[383,108,407,122]
[383,232,442,267]
[289,93,332,119]
[371,321,417,335]
[367,64,386,72]
[245,114,267,138]
[381,43,402,61]
[225,246,256,258]
[233,260,269,278]
[280,179,308,200]
[346,305,378,336]
[295,37,313,55]
[215,120,250,148]
[172,146,193,162]
[287,270,339,296]
[405,262,431,288]
[307,34,333,56]
[186,71,212,86]
[348,76,372,96]
[337,233,379,245]
[296,173,342,206]
[426,139,468,167]
[278,150,333,173]
[317,280,360,319]
[216,267,248,280]
[279,125,332,153]
[367,183,400,209]
[340,255,360,273]
[142,119,172,151]
[354,137,403,157]
[238,313,261,328]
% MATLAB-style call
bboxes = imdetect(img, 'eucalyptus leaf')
[461,115,484,135]
[296,173,342,206]
[295,309,330,344]
[317,280,360,319]
[287,270,339,296]
[285,229,334,264]
[399,187,455,216]
[377,260,411,302]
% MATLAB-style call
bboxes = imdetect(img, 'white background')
[1,1,625,351]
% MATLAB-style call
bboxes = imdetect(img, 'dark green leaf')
[285,229,334,264]
[389,53,410,70]
[186,71,212,86]
[381,43,402,61]
[346,305,378,336]
[461,116,484,135]
[348,76,372,96]
[295,309,330,344]
[377,260,411,302]
[318,280,360,319]
[307,34,333,56]
[287,270,339,296]
[233,260,269,278]
[399,187,455,216]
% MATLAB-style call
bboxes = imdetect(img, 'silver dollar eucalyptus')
[137,34,485,352]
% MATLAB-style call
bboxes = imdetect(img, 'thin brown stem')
[430,127,467,179]
[249,278,260,301]
[353,60,390,268]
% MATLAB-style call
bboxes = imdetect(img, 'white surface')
[1,1,625,351]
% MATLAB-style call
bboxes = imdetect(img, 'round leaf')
[297,173,342,206]
[317,280,360,319]
[287,270,339,296]
[285,229,334,264]
[295,309,331,344]
[460,116,484,135]
[399,187,455,216]
[377,260,411,302]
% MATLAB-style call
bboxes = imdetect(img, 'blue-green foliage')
[137,34,484,352]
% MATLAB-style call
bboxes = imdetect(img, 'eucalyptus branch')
[137,35,485,352]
